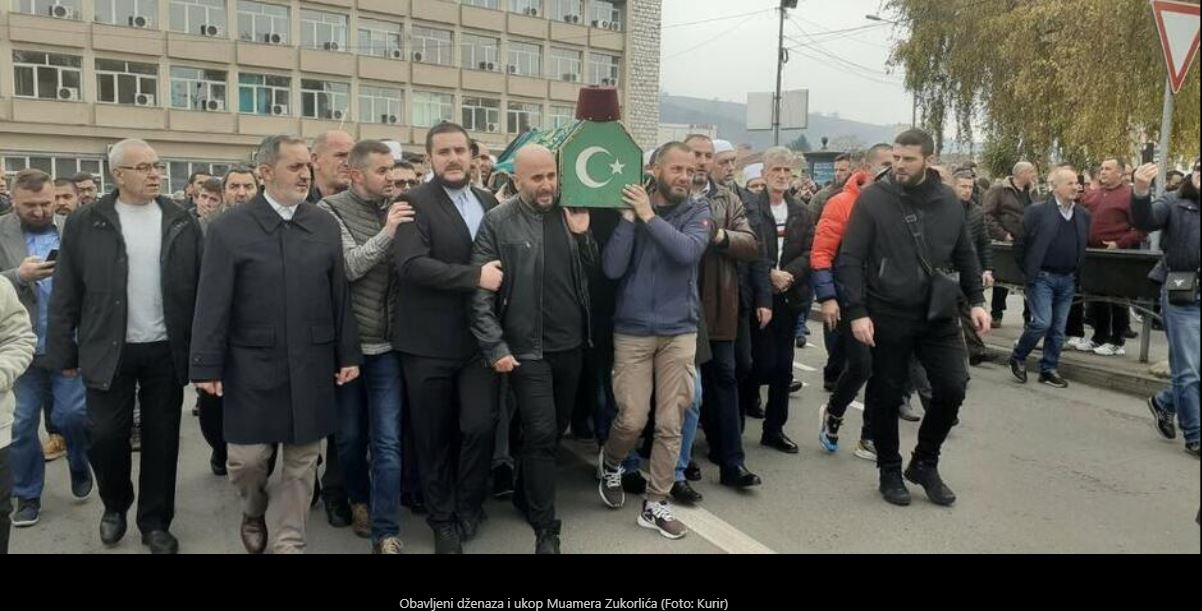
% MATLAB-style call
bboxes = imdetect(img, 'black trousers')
[822,321,844,386]
[0,446,11,554]
[85,342,183,533]
[1089,302,1130,346]
[1066,302,1086,338]
[750,297,799,437]
[196,389,225,464]
[401,353,498,529]
[735,306,757,417]
[827,317,875,441]
[866,315,968,471]
[508,349,582,530]
[701,341,746,471]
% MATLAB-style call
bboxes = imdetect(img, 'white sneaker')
[1064,337,1084,351]
[1074,339,1099,352]
[1094,343,1126,357]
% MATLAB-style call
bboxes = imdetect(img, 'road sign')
[747,89,808,131]
[1151,0,1201,94]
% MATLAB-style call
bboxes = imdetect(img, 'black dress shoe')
[210,451,227,477]
[761,432,800,454]
[898,400,921,422]
[879,469,911,506]
[401,493,428,515]
[789,380,804,394]
[670,481,704,505]
[434,524,463,554]
[1039,371,1069,389]
[99,511,127,546]
[719,465,762,488]
[141,530,179,554]
[745,404,766,419]
[823,380,837,393]
[683,461,702,482]
[1009,357,1028,383]
[903,458,957,506]
[535,521,561,554]
[324,496,352,528]
[969,352,997,366]
[458,516,482,542]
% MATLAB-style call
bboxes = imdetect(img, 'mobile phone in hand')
[46,249,59,262]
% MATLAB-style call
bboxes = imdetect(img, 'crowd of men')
[0,120,1196,555]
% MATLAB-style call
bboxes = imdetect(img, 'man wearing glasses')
[388,162,421,198]
[46,139,204,554]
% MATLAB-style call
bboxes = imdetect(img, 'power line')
[661,11,765,60]
[661,8,776,30]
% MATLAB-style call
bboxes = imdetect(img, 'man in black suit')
[394,123,501,554]
[190,135,361,554]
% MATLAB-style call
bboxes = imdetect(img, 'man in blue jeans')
[1131,161,1200,458]
[317,140,416,553]
[1010,167,1091,388]
[0,169,93,528]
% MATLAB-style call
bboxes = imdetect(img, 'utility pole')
[774,0,797,146]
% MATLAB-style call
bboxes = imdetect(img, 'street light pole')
[773,2,791,146]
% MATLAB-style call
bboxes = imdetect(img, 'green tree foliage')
[887,0,1200,176]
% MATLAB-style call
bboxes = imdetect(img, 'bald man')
[469,145,596,554]
[308,130,355,204]
[983,161,1037,327]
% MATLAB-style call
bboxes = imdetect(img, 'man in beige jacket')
[0,275,38,554]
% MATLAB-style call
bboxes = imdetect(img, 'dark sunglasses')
[394,179,419,188]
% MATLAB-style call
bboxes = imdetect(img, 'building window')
[359,19,403,59]
[168,0,225,36]
[238,72,290,116]
[508,40,541,77]
[588,52,621,86]
[12,1,82,19]
[548,0,582,23]
[507,100,541,134]
[548,47,582,82]
[589,0,622,29]
[550,104,575,129]
[95,0,158,28]
[413,91,454,128]
[300,9,348,51]
[461,96,501,133]
[170,66,227,111]
[3,155,107,191]
[411,26,453,66]
[166,160,232,195]
[301,79,350,120]
[510,0,542,17]
[12,51,82,100]
[462,0,500,9]
[96,59,159,106]
[359,86,403,125]
[238,0,289,44]
[461,33,500,72]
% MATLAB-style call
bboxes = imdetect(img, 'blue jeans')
[12,363,89,500]
[676,373,703,482]
[334,352,404,542]
[1155,286,1200,445]
[1014,272,1076,374]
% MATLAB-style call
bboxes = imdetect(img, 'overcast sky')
[659,0,914,127]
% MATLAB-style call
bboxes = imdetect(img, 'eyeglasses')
[393,180,419,188]
[117,163,166,174]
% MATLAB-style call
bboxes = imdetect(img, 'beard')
[658,179,688,205]
[436,172,469,190]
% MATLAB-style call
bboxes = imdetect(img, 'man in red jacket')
[1078,158,1146,357]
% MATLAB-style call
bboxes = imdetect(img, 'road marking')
[563,442,777,554]
[793,361,816,372]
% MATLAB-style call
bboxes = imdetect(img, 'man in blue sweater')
[596,142,712,541]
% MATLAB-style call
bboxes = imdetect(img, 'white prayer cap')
[743,163,764,181]
[713,139,735,155]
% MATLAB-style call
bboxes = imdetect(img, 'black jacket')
[46,193,203,390]
[962,199,994,272]
[837,169,985,321]
[189,196,361,445]
[393,181,500,361]
[1131,190,1200,284]
[1014,198,1091,282]
[470,197,598,365]
[750,190,814,312]
[740,194,776,312]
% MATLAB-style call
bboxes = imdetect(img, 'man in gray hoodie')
[596,142,712,541]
